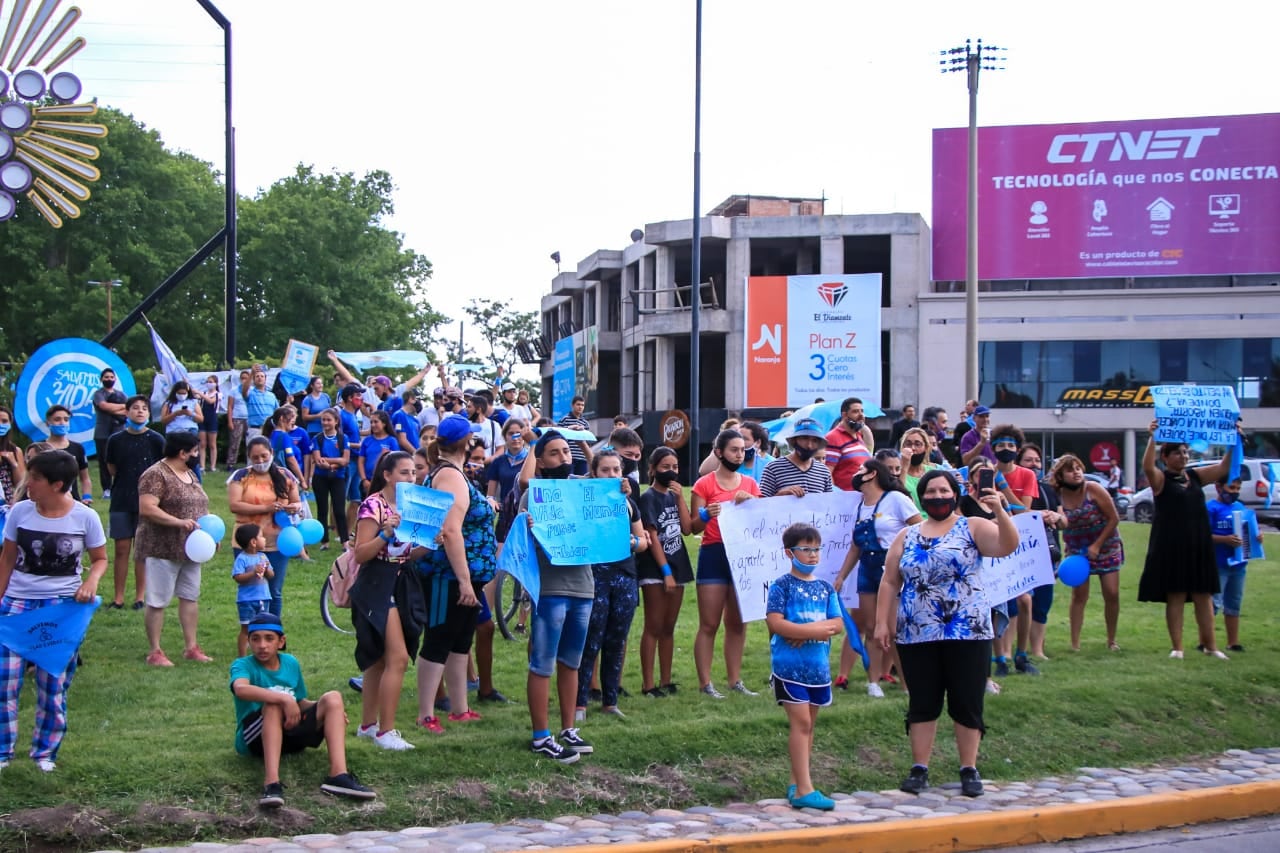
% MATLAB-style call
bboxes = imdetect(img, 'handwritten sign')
[527,478,629,565]
[498,512,541,606]
[719,491,864,622]
[981,512,1055,604]
[1151,385,1239,446]
[394,482,454,549]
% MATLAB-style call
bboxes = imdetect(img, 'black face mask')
[102,379,115,388]
[850,474,865,491]
[541,463,572,480]
[793,446,817,462]
[744,447,757,465]
[1059,480,1083,491]
[655,469,680,487]
[186,455,200,469]
[719,457,742,473]
[995,449,1018,464]
[921,497,957,520]
[847,419,864,433]
[621,457,638,477]
[910,452,926,467]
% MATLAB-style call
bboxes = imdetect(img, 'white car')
[1128,458,1280,523]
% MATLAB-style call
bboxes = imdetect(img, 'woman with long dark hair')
[0,405,26,507]
[227,436,303,617]
[636,447,693,697]
[310,408,350,550]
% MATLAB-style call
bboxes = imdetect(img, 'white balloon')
[185,529,217,563]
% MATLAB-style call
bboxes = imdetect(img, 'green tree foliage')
[461,297,541,378]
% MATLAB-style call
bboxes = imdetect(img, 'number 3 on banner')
[809,354,826,381]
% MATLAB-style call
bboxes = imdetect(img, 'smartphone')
[977,468,995,494]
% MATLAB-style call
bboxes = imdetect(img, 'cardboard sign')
[981,512,1056,603]
[1151,385,1239,446]
[527,478,630,565]
[394,482,454,549]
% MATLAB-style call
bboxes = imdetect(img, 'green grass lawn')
[1,472,1278,849]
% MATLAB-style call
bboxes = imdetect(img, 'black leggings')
[417,573,479,665]
[897,639,990,734]
[313,475,349,544]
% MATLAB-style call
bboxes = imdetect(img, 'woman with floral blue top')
[874,469,1018,799]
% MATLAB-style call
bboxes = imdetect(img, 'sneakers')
[1169,650,1184,659]
[900,764,930,794]
[259,781,284,809]
[790,789,836,811]
[183,646,213,663]
[131,600,145,611]
[1228,644,1246,652]
[447,709,482,723]
[1203,648,1230,660]
[558,727,593,754]
[373,729,415,750]
[531,736,579,764]
[866,682,885,698]
[356,723,377,740]
[0,759,8,772]
[145,650,174,667]
[477,689,510,704]
[602,706,627,718]
[320,772,376,800]
[35,759,56,773]
[642,686,667,698]
[986,679,1002,695]
[700,683,725,699]
[661,682,678,694]
[960,766,984,797]
[1013,654,1040,675]
[467,678,480,691]
[993,657,1010,677]
[834,676,849,690]
[730,680,760,697]
[102,489,111,499]
[348,676,364,692]
[417,716,445,735]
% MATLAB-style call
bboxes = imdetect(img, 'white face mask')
[250,461,272,474]
[176,393,188,402]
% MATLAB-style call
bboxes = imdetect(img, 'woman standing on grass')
[227,437,303,617]
[1051,453,1124,652]
[310,409,350,550]
[197,375,221,472]
[350,451,426,751]
[358,412,399,498]
[0,406,26,507]
[636,447,694,697]
[1137,419,1239,660]
[691,429,760,699]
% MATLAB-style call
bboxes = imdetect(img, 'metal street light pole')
[87,279,123,334]
[689,0,703,475]
[940,39,1006,403]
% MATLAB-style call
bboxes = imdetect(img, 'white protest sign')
[980,512,1055,603]
[1151,385,1239,446]
[719,490,863,622]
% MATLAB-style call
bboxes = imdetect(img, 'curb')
[570,780,1280,853]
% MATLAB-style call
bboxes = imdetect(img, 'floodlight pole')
[689,0,703,474]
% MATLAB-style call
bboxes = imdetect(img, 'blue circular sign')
[15,338,136,457]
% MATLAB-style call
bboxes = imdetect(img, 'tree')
[461,297,541,379]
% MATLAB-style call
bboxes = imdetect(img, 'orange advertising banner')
[744,276,789,407]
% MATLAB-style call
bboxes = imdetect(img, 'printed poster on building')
[551,325,599,422]
[743,274,882,408]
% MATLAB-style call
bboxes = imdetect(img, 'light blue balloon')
[297,518,324,546]
[197,514,226,543]
[1058,554,1091,588]
[276,526,304,558]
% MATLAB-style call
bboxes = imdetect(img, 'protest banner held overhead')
[1151,385,1240,447]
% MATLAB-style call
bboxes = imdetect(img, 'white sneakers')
[867,682,885,698]
[373,729,415,751]
[1169,650,1184,659]
[36,759,56,772]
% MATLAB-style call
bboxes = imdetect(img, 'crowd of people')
[0,365,1261,810]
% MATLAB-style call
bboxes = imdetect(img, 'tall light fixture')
[940,39,1006,403]
[87,278,123,333]
[689,0,703,473]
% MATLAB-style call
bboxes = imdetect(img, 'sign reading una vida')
[1151,385,1240,446]
[527,478,630,565]
[15,338,135,457]
[744,274,882,408]
[981,512,1056,604]
[718,491,863,622]
[932,112,1280,280]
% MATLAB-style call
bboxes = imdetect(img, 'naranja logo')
[1058,386,1154,406]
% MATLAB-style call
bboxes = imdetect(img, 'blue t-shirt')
[232,551,272,603]
[338,408,361,446]
[229,653,306,755]
[270,427,313,472]
[767,572,842,686]
[1206,499,1245,569]
[245,388,277,428]
[487,452,526,502]
[359,434,400,479]
[312,431,349,479]
[390,408,421,450]
[299,392,331,435]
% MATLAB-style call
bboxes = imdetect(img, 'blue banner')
[15,338,135,457]
[551,338,574,423]
[537,427,596,443]
[1151,385,1239,447]
[0,597,100,677]
[395,482,455,549]
[497,511,541,606]
[527,478,630,565]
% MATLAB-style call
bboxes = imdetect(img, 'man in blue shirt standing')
[245,368,278,444]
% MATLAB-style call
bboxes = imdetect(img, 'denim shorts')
[237,598,271,624]
[1213,563,1247,616]
[696,542,732,586]
[528,594,592,677]
[345,461,364,502]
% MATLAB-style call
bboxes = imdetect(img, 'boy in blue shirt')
[230,613,375,809]
[766,523,844,811]
[1206,477,1262,652]
[232,524,274,656]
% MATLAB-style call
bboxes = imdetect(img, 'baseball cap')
[444,386,464,398]
[432,387,445,397]
[973,405,991,416]
[437,414,472,443]
[372,375,392,387]
[247,612,284,637]
[788,418,827,443]
[502,381,517,392]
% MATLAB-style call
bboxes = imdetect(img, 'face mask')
[790,556,817,575]
[49,424,70,436]
[251,461,273,474]
[102,379,115,388]
[186,455,200,469]
[175,393,188,402]
[719,457,742,473]
[655,470,680,487]
[1058,480,1082,491]
[910,452,926,467]
[921,496,957,521]
[744,448,756,465]
[850,473,864,491]
[995,449,1018,464]
[1220,492,1240,504]
[541,462,572,480]
[621,457,639,477]
[127,418,148,432]
[0,424,8,437]
[847,419,864,433]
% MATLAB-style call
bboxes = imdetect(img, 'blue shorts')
[1213,563,1247,616]
[237,599,271,624]
[856,559,885,595]
[771,675,832,707]
[696,542,732,586]
[345,461,363,502]
[528,595,591,677]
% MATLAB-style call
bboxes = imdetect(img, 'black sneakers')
[960,766,984,797]
[900,764,930,794]
[530,736,579,764]
[558,727,593,754]
[259,781,284,809]
[320,772,377,800]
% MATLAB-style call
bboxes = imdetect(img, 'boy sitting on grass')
[230,612,376,809]
[766,522,844,811]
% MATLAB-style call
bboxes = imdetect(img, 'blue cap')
[437,414,472,444]
[788,418,827,443]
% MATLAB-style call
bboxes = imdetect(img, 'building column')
[819,236,843,275]
[1123,429,1137,492]
[725,236,750,411]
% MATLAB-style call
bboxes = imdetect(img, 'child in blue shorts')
[1206,478,1263,652]
[766,522,844,811]
[232,524,274,656]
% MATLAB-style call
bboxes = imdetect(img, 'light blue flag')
[0,597,100,677]
[147,319,188,387]
[395,482,455,549]
[332,351,429,371]
[527,478,630,565]
[498,512,541,606]
[539,427,596,443]
[279,370,310,395]
[838,604,870,671]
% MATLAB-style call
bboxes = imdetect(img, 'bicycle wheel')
[319,576,354,634]
[494,570,529,641]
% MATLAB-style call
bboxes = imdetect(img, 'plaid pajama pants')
[0,596,80,763]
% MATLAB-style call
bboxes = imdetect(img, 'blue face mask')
[1220,492,1240,504]
[49,423,70,436]
[127,417,149,432]
[0,424,9,437]
[791,556,817,575]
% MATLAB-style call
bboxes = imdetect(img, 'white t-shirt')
[862,491,920,549]
[476,418,505,454]
[3,500,106,599]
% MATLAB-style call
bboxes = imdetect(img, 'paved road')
[983,815,1280,852]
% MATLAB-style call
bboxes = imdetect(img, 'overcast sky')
[55,0,1277,357]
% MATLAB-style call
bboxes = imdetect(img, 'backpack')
[327,548,360,608]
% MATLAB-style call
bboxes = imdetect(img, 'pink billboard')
[932,113,1280,280]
